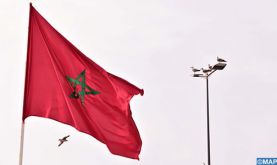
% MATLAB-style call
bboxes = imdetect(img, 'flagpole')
[19,122,25,165]
[19,3,32,165]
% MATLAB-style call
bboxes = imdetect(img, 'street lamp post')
[191,58,227,165]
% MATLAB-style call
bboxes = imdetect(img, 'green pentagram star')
[66,70,100,104]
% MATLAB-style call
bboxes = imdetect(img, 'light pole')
[191,57,227,165]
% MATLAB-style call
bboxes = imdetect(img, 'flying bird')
[58,135,70,147]
[191,67,201,72]
[202,68,212,73]
[217,56,227,62]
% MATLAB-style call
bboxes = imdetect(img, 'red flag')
[23,4,143,159]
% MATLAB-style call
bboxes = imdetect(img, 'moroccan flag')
[23,4,143,159]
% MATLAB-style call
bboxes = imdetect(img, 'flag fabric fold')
[23,4,143,159]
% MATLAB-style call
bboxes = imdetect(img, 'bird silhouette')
[208,64,213,70]
[192,73,204,77]
[191,67,201,72]
[217,56,227,62]
[58,135,70,147]
[202,68,212,73]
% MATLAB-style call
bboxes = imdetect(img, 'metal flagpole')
[19,3,32,164]
[19,122,25,165]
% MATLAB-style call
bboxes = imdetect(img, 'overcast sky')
[1,0,277,164]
